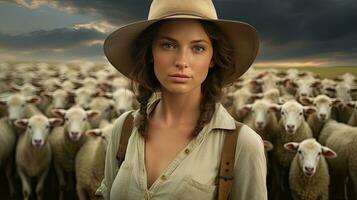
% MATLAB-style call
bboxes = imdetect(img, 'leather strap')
[216,122,242,200]
[116,112,134,167]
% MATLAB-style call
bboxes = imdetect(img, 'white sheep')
[75,123,114,200]
[226,87,262,121]
[0,93,42,135]
[300,95,341,138]
[14,115,62,200]
[269,100,315,199]
[74,87,99,110]
[44,89,74,117]
[88,97,115,128]
[50,106,100,200]
[319,119,357,199]
[242,99,279,142]
[284,138,337,200]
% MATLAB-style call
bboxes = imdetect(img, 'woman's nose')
[174,49,189,69]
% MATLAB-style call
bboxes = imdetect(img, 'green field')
[254,66,357,79]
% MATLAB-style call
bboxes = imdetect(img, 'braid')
[191,71,223,137]
[135,84,153,139]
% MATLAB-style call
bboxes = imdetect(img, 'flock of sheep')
[0,61,356,200]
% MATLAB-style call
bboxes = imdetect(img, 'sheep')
[284,138,337,200]
[14,115,62,200]
[44,89,74,117]
[75,122,114,200]
[319,119,357,199]
[241,99,279,142]
[50,106,100,200]
[269,100,315,199]
[300,95,342,138]
[226,87,262,121]
[74,87,99,109]
[0,116,17,197]
[0,93,42,134]
[88,97,115,128]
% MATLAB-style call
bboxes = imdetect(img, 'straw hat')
[104,0,259,86]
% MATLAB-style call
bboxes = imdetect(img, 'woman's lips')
[169,74,192,83]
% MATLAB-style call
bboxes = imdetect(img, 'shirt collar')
[143,98,236,131]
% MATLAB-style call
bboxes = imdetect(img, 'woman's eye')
[161,43,175,49]
[193,45,205,52]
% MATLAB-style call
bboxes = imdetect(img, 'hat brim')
[104,16,259,86]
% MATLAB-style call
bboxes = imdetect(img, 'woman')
[97,0,267,199]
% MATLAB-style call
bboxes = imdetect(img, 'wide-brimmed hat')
[104,0,259,86]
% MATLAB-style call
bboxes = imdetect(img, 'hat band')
[150,12,217,20]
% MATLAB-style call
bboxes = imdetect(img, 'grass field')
[254,66,357,79]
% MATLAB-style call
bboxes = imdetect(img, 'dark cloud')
[7,0,357,64]
[0,27,106,50]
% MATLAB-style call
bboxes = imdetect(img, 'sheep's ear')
[269,104,281,113]
[321,146,337,159]
[52,109,67,117]
[325,87,336,93]
[263,140,274,151]
[101,92,113,99]
[346,101,356,108]
[0,99,6,106]
[26,95,41,104]
[299,96,314,106]
[312,80,322,88]
[86,129,102,137]
[284,142,299,152]
[303,106,316,115]
[42,91,53,99]
[14,119,29,129]
[49,118,63,127]
[242,104,252,112]
[251,93,263,101]
[98,82,112,90]
[86,110,100,119]
[332,98,342,107]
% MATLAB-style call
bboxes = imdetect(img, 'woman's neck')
[154,90,202,126]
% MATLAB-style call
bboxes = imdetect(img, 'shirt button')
[160,174,167,181]
[184,148,190,154]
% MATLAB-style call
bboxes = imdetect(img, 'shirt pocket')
[110,161,133,199]
[172,175,217,200]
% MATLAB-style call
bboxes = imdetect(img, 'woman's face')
[151,19,214,95]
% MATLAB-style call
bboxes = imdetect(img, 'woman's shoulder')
[111,109,139,145]
[236,123,265,154]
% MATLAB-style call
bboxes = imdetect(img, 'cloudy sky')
[0,0,356,67]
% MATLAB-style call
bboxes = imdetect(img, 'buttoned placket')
[137,124,211,197]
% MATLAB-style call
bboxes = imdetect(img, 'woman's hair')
[130,19,235,139]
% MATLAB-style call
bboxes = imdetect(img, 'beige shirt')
[96,99,267,200]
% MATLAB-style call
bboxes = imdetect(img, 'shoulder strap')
[116,112,134,167]
[217,122,243,200]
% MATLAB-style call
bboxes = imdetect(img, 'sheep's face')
[75,88,94,109]
[251,101,271,130]
[52,90,69,109]
[113,89,134,116]
[295,78,320,98]
[59,107,99,141]
[281,101,304,134]
[313,96,332,122]
[15,115,62,148]
[89,97,114,122]
[284,139,337,177]
[6,94,40,123]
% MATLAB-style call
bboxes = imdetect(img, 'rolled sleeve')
[95,111,133,200]
[231,125,268,200]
